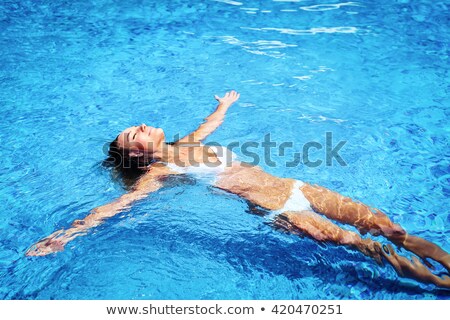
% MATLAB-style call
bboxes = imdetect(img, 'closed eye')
[133,133,137,140]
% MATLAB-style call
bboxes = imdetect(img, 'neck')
[141,142,200,166]
[149,143,178,163]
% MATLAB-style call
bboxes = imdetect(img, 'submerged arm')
[26,166,171,256]
[175,91,240,144]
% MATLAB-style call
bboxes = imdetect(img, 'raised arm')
[26,165,173,256]
[175,91,240,144]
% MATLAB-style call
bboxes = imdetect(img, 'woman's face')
[116,124,165,155]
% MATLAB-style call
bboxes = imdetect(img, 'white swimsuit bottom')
[270,180,312,218]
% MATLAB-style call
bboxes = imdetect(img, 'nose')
[140,124,146,132]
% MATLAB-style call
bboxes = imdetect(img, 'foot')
[390,234,450,273]
[357,239,383,265]
[381,244,450,288]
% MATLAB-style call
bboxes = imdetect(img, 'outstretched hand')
[26,231,68,256]
[214,90,240,107]
[25,227,87,257]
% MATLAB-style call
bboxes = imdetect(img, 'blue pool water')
[0,0,449,299]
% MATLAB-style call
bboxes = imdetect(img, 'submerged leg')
[273,211,450,288]
[300,183,450,272]
[381,244,450,288]
[300,183,404,236]
[273,210,383,264]
[389,234,450,273]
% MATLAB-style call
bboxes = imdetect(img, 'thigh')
[300,183,405,237]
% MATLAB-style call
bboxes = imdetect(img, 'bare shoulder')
[145,162,181,176]
[133,163,181,191]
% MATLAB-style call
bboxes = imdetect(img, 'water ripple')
[213,0,243,6]
[1,0,448,300]
[300,2,362,12]
[242,26,358,35]
[215,35,297,58]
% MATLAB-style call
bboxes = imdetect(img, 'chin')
[157,128,165,142]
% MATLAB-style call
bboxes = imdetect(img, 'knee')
[366,209,406,237]
[379,223,406,237]
[339,231,359,245]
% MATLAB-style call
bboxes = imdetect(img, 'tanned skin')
[27,91,450,289]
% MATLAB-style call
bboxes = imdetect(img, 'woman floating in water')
[27,91,450,288]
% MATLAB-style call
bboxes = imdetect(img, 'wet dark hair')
[102,136,174,190]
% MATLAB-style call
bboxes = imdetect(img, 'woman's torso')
[162,144,295,211]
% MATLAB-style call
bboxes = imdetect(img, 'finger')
[52,229,65,239]
[214,95,220,101]
[25,245,38,256]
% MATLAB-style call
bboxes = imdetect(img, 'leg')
[381,245,450,288]
[300,183,450,272]
[301,183,405,237]
[389,233,450,272]
[274,211,450,288]
[273,210,383,264]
